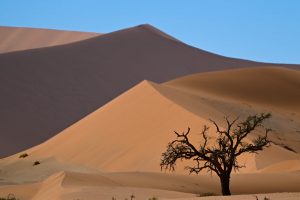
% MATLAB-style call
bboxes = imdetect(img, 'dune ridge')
[0,26,100,53]
[164,67,300,112]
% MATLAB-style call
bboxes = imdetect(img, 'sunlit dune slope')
[165,67,300,112]
[26,80,209,173]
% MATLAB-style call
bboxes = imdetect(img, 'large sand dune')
[0,67,299,199]
[23,68,300,173]
[0,24,299,157]
[0,26,99,53]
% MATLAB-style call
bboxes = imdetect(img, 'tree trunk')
[220,174,231,195]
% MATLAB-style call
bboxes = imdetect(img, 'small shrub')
[33,161,41,166]
[148,197,158,200]
[255,196,270,200]
[111,195,137,200]
[19,153,28,158]
[130,194,135,200]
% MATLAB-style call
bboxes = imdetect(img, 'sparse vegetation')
[33,161,40,166]
[111,195,158,200]
[130,194,135,200]
[18,153,28,158]
[148,197,158,200]
[0,193,18,200]
[197,192,216,197]
[255,196,270,200]
[161,113,272,196]
[111,194,139,200]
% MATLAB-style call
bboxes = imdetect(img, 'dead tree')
[160,113,271,196]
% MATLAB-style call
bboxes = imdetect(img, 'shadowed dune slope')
[0,24,299,157]
[0,26,100,53]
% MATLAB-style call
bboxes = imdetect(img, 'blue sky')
[1,0,299,64]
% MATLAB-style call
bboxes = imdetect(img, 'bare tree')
[160,113,271,196]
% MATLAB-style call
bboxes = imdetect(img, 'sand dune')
[1,68,298,174]
[1,24,299,157]
[19,80,208,173]
[0,26,99,53]
[0,171,199,200]
[165,67,300,112]
[1,68,298,172]
[0,67,299,199]
[0,170,299,199]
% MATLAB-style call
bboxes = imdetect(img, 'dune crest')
[0,26,99,53]
[165,67,300,112]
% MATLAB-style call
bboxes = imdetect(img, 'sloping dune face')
[0,26,99,53]
[165,67,300,112]
[161,67,300,171]
[27,80,208,172]
[10,68,297,175]
[0,24,299,157]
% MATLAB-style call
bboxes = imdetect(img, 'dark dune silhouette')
[0,24,299,157]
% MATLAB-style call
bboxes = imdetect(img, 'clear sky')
[1,0,299,64]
